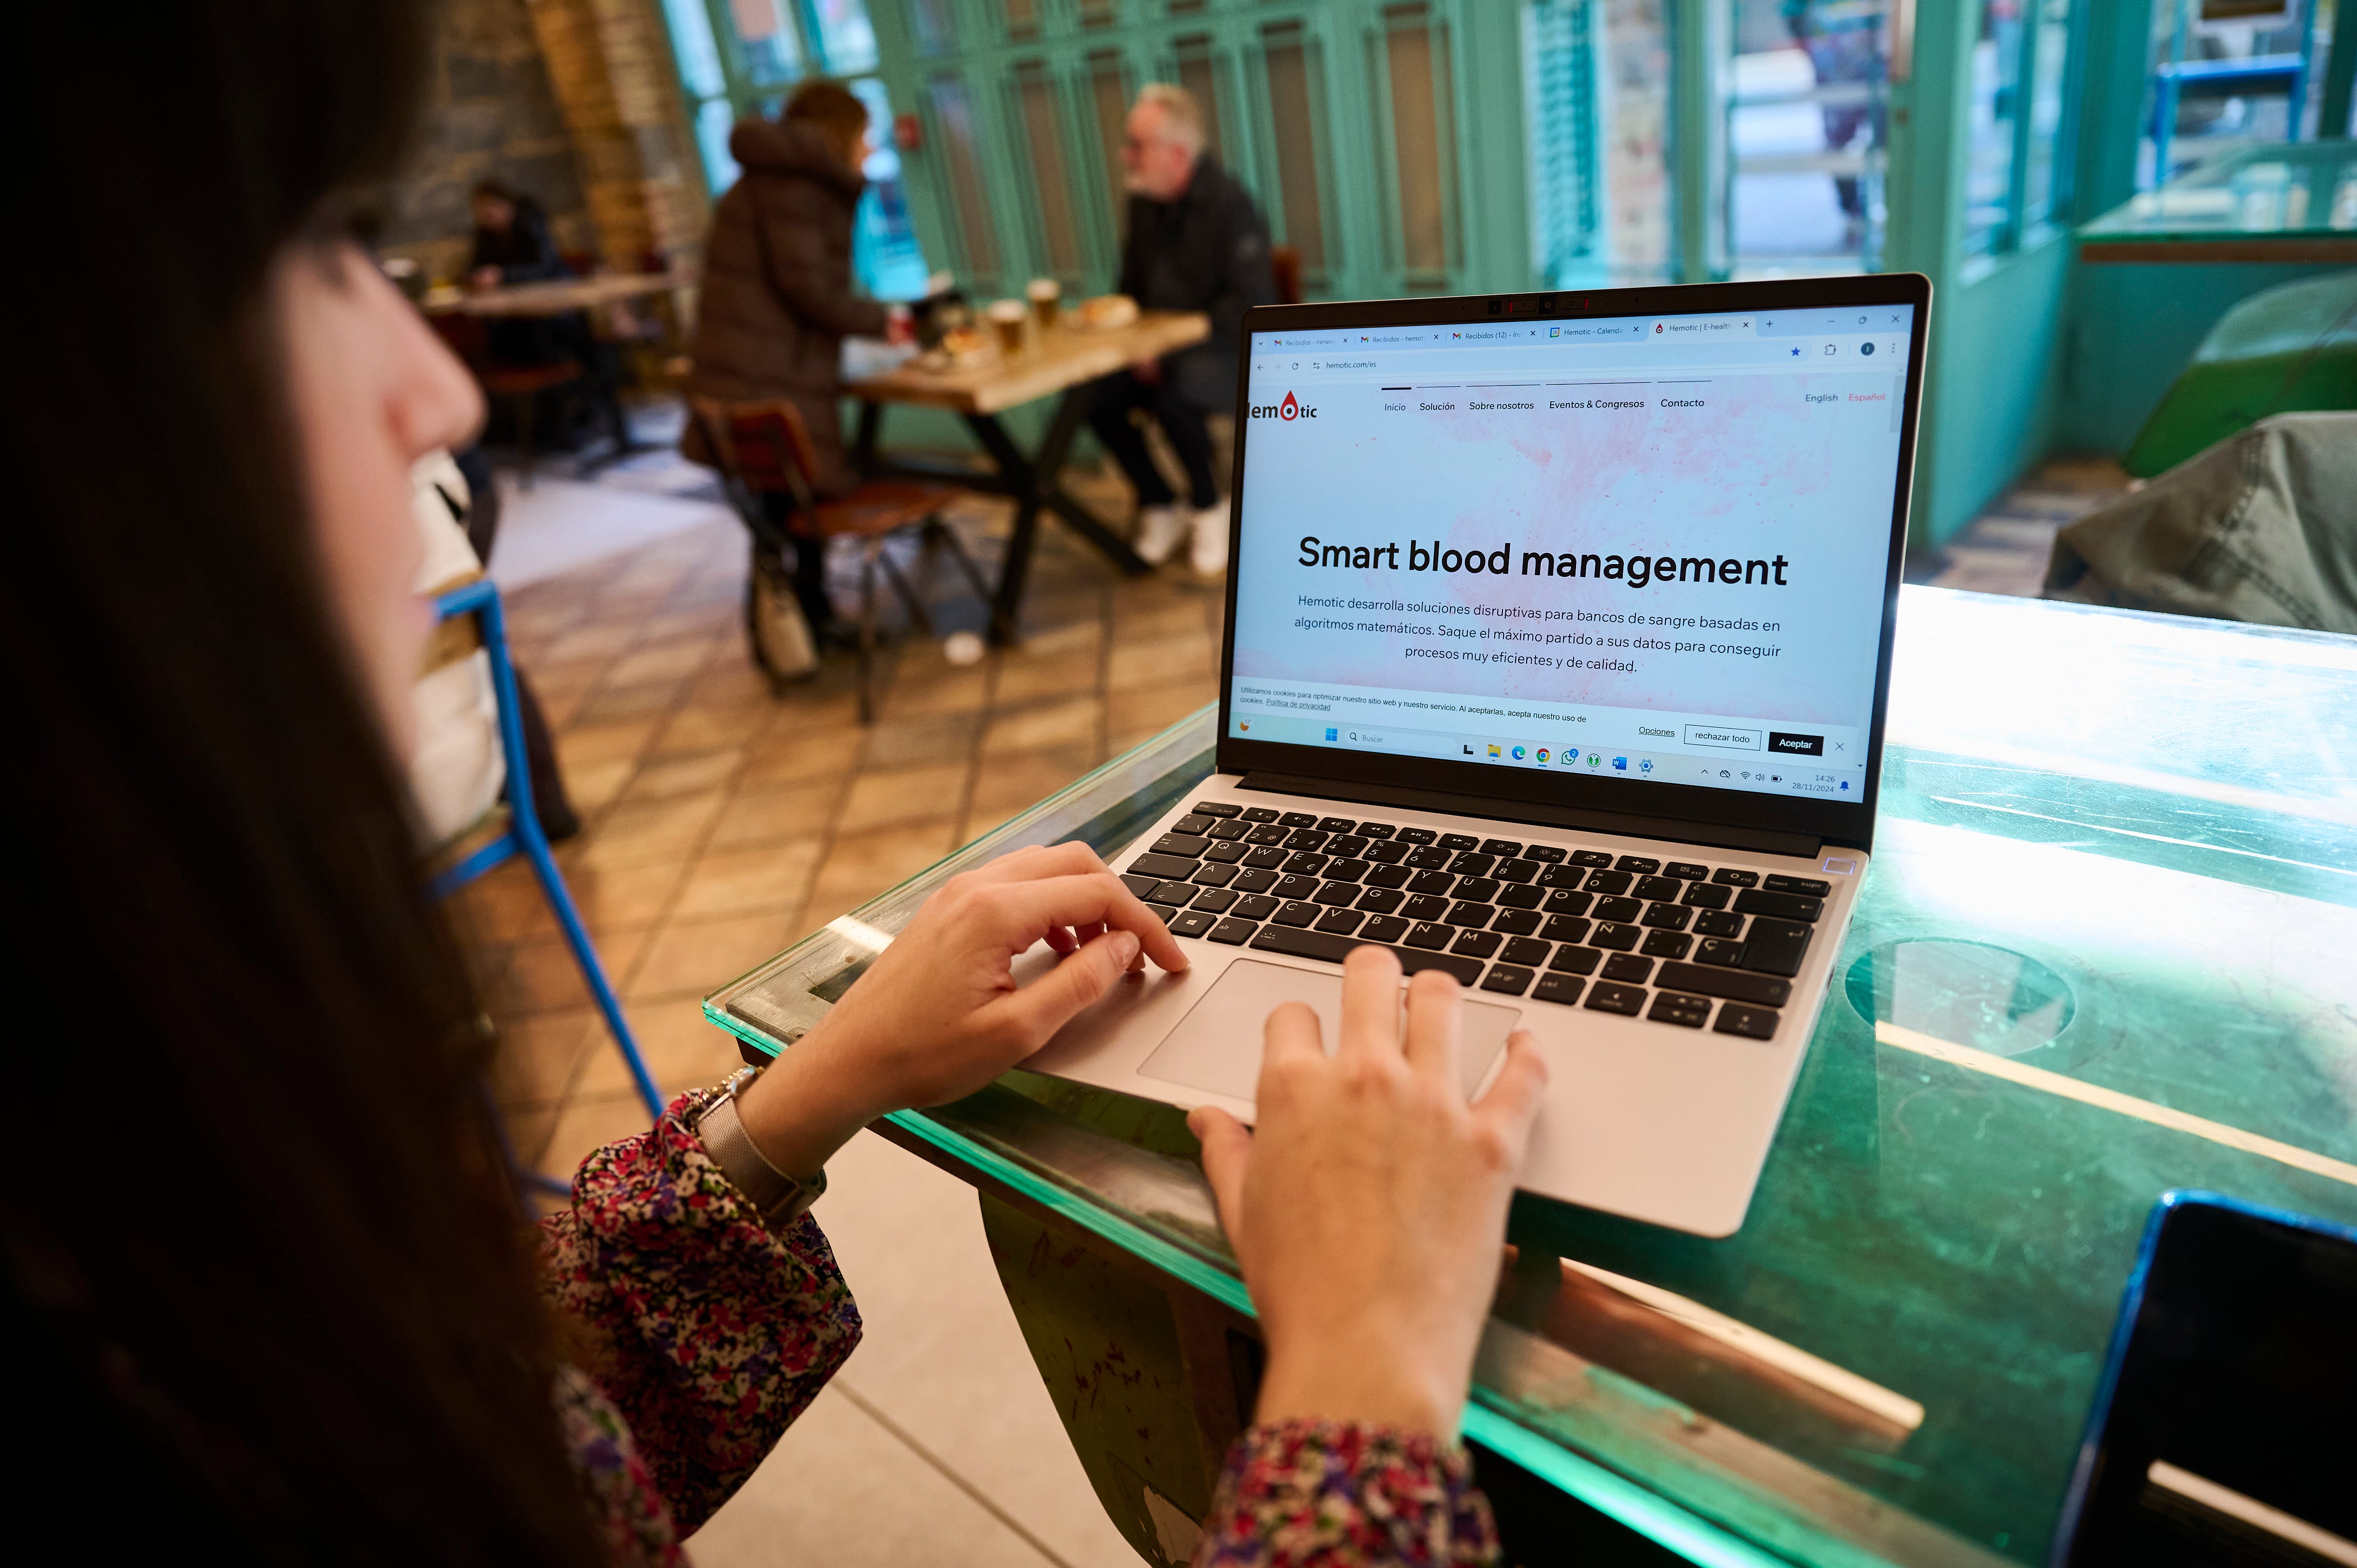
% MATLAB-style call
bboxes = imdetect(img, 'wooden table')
[422,271,691,318]
[847,310,1211,644]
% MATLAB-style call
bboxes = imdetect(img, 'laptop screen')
[1225,302,1918,809]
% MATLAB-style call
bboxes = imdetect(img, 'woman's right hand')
[1189,946,1548,1437]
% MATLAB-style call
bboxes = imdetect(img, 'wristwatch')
[695,1068,827,1227]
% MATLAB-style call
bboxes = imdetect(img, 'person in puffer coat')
[682,81,909,653]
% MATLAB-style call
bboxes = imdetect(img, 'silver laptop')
[1022,278,1929,1237]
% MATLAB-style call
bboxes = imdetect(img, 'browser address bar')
[1280,340,1819,379]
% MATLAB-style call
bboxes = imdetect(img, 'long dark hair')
[1,3,604,1561]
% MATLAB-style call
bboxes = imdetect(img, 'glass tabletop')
[707,587,2357,1567]
[2078,140,2357,245]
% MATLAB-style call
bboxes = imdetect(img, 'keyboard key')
[1364,863,1412,889]
[1171,814,1215,836]
[1365,841,1409,865]
[1357,822,1398,839]
[1533,972,1584,1004]
[1500,937,1553,967]
[1146,902,1184,925]
[1481,839,1525,857]
[1696,937,1746,967]
[1570,850,1616,869]
[1540,914,1593,945]
[1445,901,1496,927]
[1246,824,1289,846]
[1204,842,1248,865]
[1498,885,1544,911]
[1206,820,1250,841]
[1640,930,1692,960]
[1408,869,1456,895]
[1542,888,1593,916]
[1405,845,1454,870]
[1193,801,1242,817]
[1274,874,1322,901]
[1272,901,1320,927]
[1129,853,1198,880]
[1601,952,1654,983]
[1241,807,1281,823]
[1681,881,1730,910]
[1653,962,1791,1008]
[1356,886,1406,914]
[1208,917,1258,945]
[1449,851,1496,877]
[1633,875,1682,903]
[1450,929,1502,959]
[1233,869,1280,895]
[1492,908,1541,936]
[1714,1004,1781,1040]
[1734,889,1823,923]
[1328,837,1370,860]
[1741,918,1812,977]
[1615,855,1661,874]
[1585,869,1633,895]
[1438,832,1481,851]
[1402,894,1451,922]
[1171,909,1217,938]
[1284,851,1331,876]
[1649,991,1712,1028]
[1360,915,1411,944]
[1120,873,1161,899]
[1243,846,1289,870]
[1712,867,1760,888]
[1193,887,1239,913]
[1233,894,1279,920]
[1592,896,1643,923]
[1524,845,1567,864]
[1405,921,1453,949]
[1585,982,1647,1016]
[1482,965,1536,996]
[1454,877,1502,903]
[1590,922,1641,951]
[1279,812,1318,828]
[1547,944,1601,975]
[1395,827,1437,845]
[1537,864,1586,889]
[1640,902,1691,930]
[1285,830,1330,852]
[1664,861,1709,880]
[1153,833,1210,858]
[1192,862,1237,887]
[1315,907,1365,935]
[1317,816,1359,833]
[1765,874,1832,897]
[1496,858,1540,884]
[1396,949,1487,984]
[1693,909,1744,938]
[1313,881,1360,907]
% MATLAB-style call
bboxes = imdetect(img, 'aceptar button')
[1768,732,1825,756]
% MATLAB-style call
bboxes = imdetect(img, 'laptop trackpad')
[1139,959,1517,1106]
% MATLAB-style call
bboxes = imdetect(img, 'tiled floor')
[1912,456,2132,596]
[452,450,1220,1567]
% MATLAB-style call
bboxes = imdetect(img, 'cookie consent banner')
[1231,369,1901,729]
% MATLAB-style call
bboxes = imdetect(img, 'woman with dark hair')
[2,3,1546,1563]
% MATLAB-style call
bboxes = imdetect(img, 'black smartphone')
[2052,1191,2357,1567]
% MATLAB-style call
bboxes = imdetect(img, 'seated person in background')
[1089,83,1275,578]
[682,80,912,658]
[467,178,627,452]
[468,179,569,291]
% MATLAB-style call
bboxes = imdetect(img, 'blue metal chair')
[430,579,665,1141]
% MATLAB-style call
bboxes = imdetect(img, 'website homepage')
[1227,304,1916,803]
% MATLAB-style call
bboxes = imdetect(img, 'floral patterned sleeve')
[1196,1420,1501,1568]
[536,1088,862,1541]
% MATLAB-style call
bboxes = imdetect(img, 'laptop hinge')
[1237,771,1823,861]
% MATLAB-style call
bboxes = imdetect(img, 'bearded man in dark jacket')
[1089,84,1275,577]
[682,82,909,653]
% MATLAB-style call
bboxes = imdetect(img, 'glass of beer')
[1026,277,1061,333]
[987,299,1027,357]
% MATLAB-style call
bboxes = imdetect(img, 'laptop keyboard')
[1118,802,1833,1041]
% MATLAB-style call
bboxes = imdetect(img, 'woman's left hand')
[732,842,1188,1176]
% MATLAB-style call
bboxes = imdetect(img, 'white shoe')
[1189,501,1230,575]
[1133,503,1187,566]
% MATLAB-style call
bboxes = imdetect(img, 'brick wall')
[530,0,709,272]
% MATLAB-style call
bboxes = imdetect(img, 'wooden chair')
[691,397,990,722]
[428,311,586,489]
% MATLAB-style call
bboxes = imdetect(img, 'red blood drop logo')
[1280,391,1298,420]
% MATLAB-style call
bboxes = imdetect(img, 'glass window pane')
[1173,39,1227,163]
[908,0,954,57]
[2021,0,2073,227]
[1728,0,1889,276]
[1261,22,1331,276]
[2141,0,2309,185]
[848,77,931,299]
[1089,50,1133,222]
[809,0,880,75]
[1384,5,1456,280]
[928,75,1001,282]
[1602,0,1673,282]
[1964,0,2021,257]
[1014,63,1084,277]
[696,96,743,194]
[1000,0,1040,39]
[659,0,729,98]
[1079,0,1116,28]
[731,0,805,87]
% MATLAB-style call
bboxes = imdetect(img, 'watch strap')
[697,1082,826,1227]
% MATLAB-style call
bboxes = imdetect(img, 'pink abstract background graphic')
[1231,370,1902,727]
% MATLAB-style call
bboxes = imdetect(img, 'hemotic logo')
[1249,390,1317,421]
